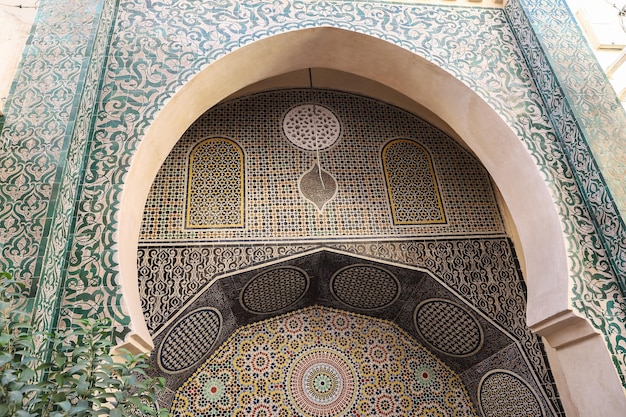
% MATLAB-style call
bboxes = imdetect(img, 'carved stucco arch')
[117,28,626,415]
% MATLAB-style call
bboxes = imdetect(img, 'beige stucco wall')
[0,1,36,115]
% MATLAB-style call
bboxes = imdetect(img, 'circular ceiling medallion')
[330,264,400,310]
[478,370,544,417]
[282,104,341,150]
[413,298,483,357]
[158,307,222,373]
[287,348,358,417]
[240,266,310,314]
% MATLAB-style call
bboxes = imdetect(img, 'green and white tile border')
[0,0,120,338]
[506,0,626,303]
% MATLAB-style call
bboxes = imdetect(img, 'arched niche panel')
[185,138,245,229]
[117,27,625,416]
[382,139,446,225]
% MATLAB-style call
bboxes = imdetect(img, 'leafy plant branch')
[0,272,167,417]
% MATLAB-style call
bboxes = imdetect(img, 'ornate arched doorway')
[117,29,625,415]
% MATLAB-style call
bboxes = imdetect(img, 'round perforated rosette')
[287,348,358,417]
[413,299,483,357]
[282,104,341,150]
[240,266,310,314]
[330,264,400,310]
[157,307,222,373]
[478,370,544,417]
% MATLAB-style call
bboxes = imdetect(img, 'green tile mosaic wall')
[505,0,626,385]
[0,0,119,338]
[505,0,626,300]
[0,0,624,393]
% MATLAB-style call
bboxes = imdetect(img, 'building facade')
[1,0,625,415]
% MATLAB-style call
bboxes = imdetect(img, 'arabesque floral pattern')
[0,0,623,397]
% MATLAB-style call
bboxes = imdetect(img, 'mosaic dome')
[171,306,476,417]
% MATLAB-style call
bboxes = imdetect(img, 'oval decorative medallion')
[157,307,222,373]
[299,162,338,211]
[287,348,358,417]
[479,370,544,417]
[330,264,400,310]
[414,299,483,357]
[240,266,310,314]
[283,104,341,150]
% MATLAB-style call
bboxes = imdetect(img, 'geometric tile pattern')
[2,0,622,400]
[95,3,622,388]
[330,264,400,310]
[382,139,446,224]
[331,238,562,415]
[0,0,118,342]
[32,0,120,339]
[170,306,477,417]
[141,91,504,242]
[240,266,309,314]
[414,299,484,357]
[478,370,543,417]
[504,0,626,384]
[299,162,339,211]
[186,138,245,228]
[140,245,563,415]
[157,307,222,374]
[136,244,317,332]
[288,348,357,417]
[282,104,341,151]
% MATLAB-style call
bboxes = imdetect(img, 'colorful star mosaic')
[171,306,476,417]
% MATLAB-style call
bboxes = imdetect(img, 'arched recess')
[117,28,626,414]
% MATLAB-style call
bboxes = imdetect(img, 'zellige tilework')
[141,91,503,242]
[170,306,477,417]
[0,0,623,407]
[139,244,563,415]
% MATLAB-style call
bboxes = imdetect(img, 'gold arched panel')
[186,138,245,228]
[382,139,445,225]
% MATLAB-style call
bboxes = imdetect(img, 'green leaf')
[18,368,35,382]
[54,373,65,387]
[73,400,91,412]
[8,389,23,403]
[109,408,122,417]
[57,400,72,411]
[0,271,165,416]
[0,334,11,347]
[68,361,89,375]
[0,352,14,367]
[2,371,17,385]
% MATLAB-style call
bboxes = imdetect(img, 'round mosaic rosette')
[287,348,358,417]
